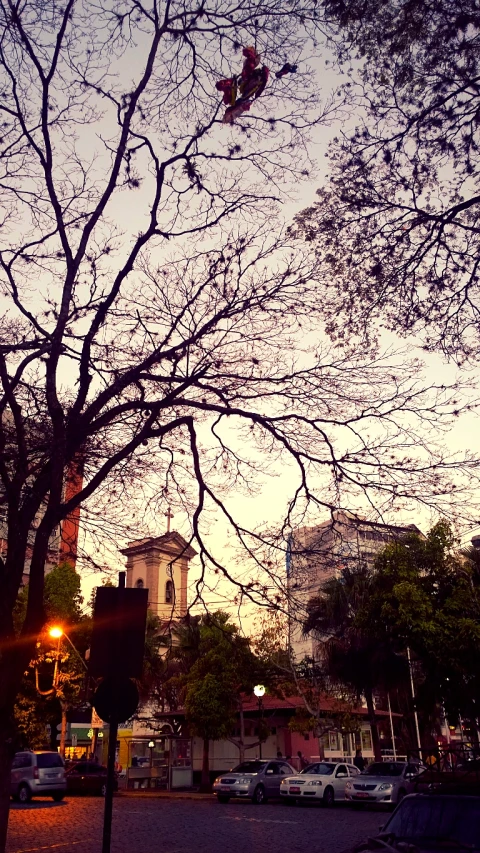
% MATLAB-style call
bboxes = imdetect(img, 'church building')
[121,527,196,622]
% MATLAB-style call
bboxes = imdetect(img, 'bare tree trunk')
[0,714,16,853]
[59,703,68,759]
[200,738,210,792]
[0,627,38,851]
[365,687,382,762]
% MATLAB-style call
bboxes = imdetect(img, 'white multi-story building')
[287,509,422,662]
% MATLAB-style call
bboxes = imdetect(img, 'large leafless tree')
[0,0,478,848]
[294,0,480,361]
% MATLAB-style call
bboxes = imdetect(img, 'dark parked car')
[343,793,480,852]
[65,762,117,796]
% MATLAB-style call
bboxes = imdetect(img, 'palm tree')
[304,566,407,761]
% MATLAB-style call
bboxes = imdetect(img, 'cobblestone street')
[6,796,382,853]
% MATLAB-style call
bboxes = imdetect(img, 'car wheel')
[252,784,266,805]
[323,786,335,807]
[100,783,107,797]
[17,784,31,804]
[52,792,65,802]
[396,788,406,804]
[217,795,230,804]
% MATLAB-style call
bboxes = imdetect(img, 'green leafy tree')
[176,612,265,789]
[185,673,237,790]
[14,564,89,755]
[304,565,408,760]
[361,522,480,744]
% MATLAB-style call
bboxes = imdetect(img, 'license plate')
[220,787,231,792]
[290,787,301,793]
[46,772,58,778]
[355,792,370,799]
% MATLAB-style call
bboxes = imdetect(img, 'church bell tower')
[121,527,196,622]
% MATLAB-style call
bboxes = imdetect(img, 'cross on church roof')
[164,506,174,533]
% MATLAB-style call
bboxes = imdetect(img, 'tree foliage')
[305,522,480,750]
[180,612,262,726]
[13,563,89,752]
[361,522,480,736]
[173,611,264,785]
[304,565,409,759]
[294,0,480,359]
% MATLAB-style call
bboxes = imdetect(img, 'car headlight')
[281,779,288,785]
[345,782,352,789]
[237,778,250,784]
[307,780,323,787]
[379,783,393,791]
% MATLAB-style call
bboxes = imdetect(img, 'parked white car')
[280,761,361,806]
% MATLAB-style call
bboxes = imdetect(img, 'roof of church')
[120,530,197,559]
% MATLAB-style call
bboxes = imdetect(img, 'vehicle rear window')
[363,762,404,776]
[232,761,266,773]
[68,763,88,774]
[12,753,32,769]
[301,763,335,775]
[37,753,64,768]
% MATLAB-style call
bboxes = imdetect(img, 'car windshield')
[300,763,335,776]
[363,762,404,777]
[37,753,64,769]
[232,762,266,774]
[384,796,480,849]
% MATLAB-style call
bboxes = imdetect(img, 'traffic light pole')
[102,704,118,853]
[101,572,124,853]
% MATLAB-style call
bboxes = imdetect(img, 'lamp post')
[254,685,266,759]
[45,626,88,758]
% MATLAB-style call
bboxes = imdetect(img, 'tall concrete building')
[287,509,422,662]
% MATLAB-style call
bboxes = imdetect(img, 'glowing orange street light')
[49,626,63,639]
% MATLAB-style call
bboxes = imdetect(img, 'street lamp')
[148,740,155,769]
[48,626,89,671]
[42,626,89,758]
[254,685,266,759]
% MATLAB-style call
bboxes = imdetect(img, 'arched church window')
[135,578,144,589]
[165,580,173,604]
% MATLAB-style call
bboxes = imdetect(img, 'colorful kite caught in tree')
[216,47,297,125]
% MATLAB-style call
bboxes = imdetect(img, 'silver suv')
[11,751,66,803]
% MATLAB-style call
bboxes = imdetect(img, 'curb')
[117,791,214,800]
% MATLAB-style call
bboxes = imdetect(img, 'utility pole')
[407,647,422,759]
[387,693,397,761]
[101,572,124,853]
